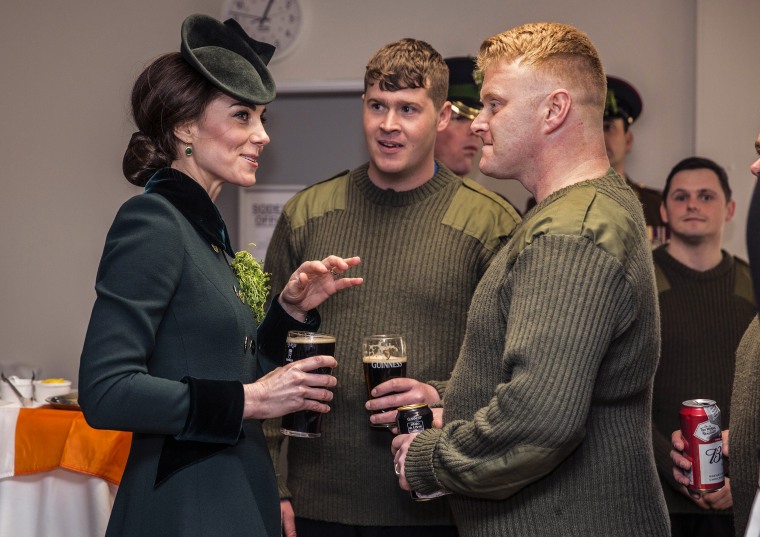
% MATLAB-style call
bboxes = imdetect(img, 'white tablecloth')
[0,401,127,537]
[0,468,117,537]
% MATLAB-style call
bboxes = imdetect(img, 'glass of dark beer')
[280,331,336,438]
[362,334,407,428]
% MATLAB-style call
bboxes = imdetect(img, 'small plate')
[46,392,79,410]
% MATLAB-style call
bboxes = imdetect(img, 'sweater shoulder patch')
[653,261,671,294]
[440,178,521,253]
[733,256,756,305]
[511,184,637,265]
[281,171,350,229]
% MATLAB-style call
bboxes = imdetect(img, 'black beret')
[180,14,276,106]
[445,56,482,120]
[604,75,642,125]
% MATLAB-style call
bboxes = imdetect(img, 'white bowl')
[33,380,72,404]
[0,376,33,402]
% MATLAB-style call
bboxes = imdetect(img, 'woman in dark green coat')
[78,14,362,537]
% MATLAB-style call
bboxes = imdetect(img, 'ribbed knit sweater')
[651,246,755,516]
[405,170,670,536]
[263,163,521,526]
[730,317,760,536]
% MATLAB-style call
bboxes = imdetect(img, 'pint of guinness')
[362,334,407,428]
[280,331,336,438]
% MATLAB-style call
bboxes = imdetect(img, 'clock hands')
[225,0,301,56]
[228,0,276,30]
[258,0,275,29]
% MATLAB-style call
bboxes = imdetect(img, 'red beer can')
[679,399,724,494]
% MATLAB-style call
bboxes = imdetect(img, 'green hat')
[180,14,276,106]
[445,56,482,120]
[604,75,642,126]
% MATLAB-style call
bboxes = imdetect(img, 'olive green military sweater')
[651,246,755,516]
[730,317,760,537]
[263,163,520,526]
[405,170,670,536]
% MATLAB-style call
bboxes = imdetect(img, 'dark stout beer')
[280,331,336,438]
[362,335,407,428]
[363,355,407,427]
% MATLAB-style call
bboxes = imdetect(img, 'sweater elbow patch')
[437,442,579,500]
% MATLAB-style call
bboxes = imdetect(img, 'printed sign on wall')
[238,185,304,262]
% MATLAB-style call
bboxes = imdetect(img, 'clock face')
[223,0,302,61]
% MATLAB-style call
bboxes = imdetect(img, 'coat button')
[243,335,251,352]
[211,244,220,254]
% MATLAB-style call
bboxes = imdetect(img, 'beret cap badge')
[603,75,642,126]
[446,56,483,121]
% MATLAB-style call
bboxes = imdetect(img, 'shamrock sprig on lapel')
[230,247,271,324]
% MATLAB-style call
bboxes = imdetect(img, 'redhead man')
[392,22,669,536]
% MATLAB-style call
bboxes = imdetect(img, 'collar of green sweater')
[653,246,733,281]
[353,162,458,207]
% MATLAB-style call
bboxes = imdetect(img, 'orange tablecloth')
[11,407,131,485]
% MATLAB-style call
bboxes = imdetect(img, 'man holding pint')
[392,22,670,536]
[263,37,520,536]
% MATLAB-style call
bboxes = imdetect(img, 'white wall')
[0,0,755,385]
[695,0,760,258]
[270,0,697,212]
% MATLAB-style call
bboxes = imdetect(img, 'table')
[0,403,131,537]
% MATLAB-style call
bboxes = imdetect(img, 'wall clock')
[222,0,303,62]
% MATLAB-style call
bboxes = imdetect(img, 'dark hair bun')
[122,131,171,186]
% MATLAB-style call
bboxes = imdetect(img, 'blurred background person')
[733,133,760,537]
[436,56,521,214]
[78,14,361,537]
[652,157,755,537]
[434,56,483,178]
[604,75,667,241]
[264,38,520,537]
[672,134,760,537]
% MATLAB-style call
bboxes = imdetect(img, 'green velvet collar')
[144,168,234,257]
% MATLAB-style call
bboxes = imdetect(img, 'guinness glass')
[362,334,407,428]
[280,331,336,438]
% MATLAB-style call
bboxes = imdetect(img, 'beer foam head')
[286,331,336,344]
[362,335,407,361]
[362,354,407,363]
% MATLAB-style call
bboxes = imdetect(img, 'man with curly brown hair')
[264,38,521,537]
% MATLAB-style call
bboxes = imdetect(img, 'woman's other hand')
[278,255,363,321]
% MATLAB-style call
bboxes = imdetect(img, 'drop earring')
[185,145,193,156]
